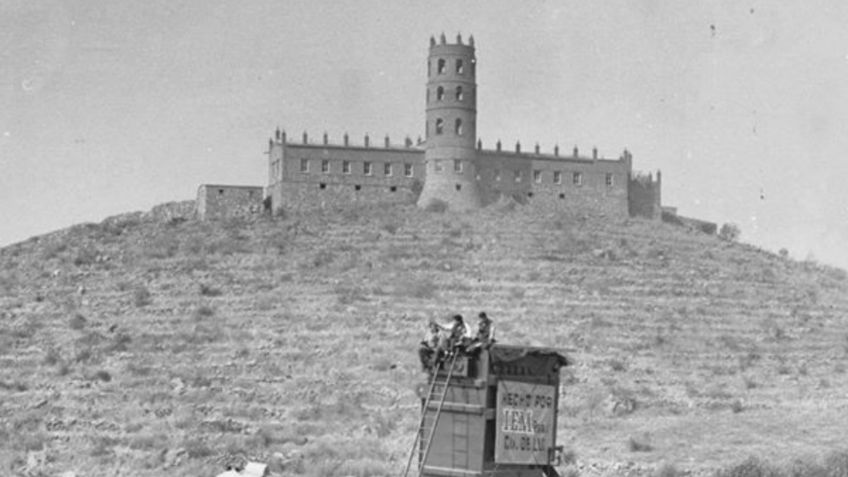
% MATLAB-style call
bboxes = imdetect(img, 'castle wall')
[269,142,425,212]
[628,172,662,220]
[197,184,264,220]
[474,150,630,217]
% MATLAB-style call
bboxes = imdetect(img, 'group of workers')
[418,312,495,372]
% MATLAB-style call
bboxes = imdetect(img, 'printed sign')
[495,380,556,464]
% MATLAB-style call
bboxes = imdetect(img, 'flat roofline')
[200,184,264,189]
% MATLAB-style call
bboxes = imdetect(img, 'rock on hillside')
[0,203,847,476]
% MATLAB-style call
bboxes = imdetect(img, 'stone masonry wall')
[197,185,264,220]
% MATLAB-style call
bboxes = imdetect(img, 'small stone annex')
[198,33,664,221]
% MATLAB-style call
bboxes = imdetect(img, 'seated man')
[418,320,441,372]
[467,311,495,353]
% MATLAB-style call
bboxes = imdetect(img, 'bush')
[719,223,741,242]
[199,283,222,297]
[69,313,87,330]
[133,286,152,307]
[627,435,653,452]
[424,199,448,213]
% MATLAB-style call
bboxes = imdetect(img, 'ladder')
[401,351,459,477]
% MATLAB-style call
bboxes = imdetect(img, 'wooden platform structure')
[406,344,572,477]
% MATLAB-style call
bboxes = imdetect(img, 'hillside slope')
[1,203,847,476]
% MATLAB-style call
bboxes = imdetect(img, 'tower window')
[514,170,522,183]
[573,172,583,186]
[342,161,351,174]
[426,89,430,103]
[455,86,463,101]
[428,60,431,77]
[434,160,444,172]
[218,189,224,195]
[355,185,361,191]
[404,163,413,177]
[553,171,562,184]
[454,160,462,173]
[456,59,463,74]
[438,58,446,74]
[455,184,462,191]
[494,170,501,182]
[533,170,541,183]
[300,158,309,173]
[364,161,372,176]
[390,186,397,192]
[436,86,444,101]
[319,183,327,189]
[321,160,329,173]
[454,118,463,135]
[435,118,444,135]
[384,163,392,176]
[605,173,614,186]
[559,193,565,199]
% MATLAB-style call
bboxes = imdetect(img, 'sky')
[1,0,847,269]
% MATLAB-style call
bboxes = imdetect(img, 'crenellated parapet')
[269,130,420,150]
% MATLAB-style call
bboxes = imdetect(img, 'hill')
[1,202,847,477]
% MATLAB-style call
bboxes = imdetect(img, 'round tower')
[417,33,482,210]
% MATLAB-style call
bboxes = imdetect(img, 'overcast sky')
[2,0,847,269]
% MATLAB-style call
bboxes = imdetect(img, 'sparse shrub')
[731,399,744,413]
[69,313,87,330]
[424,199,448,213]
[719,223,741,242]
[743,376,757,390]
[824,450,848,477]
[381,221,400,235]
[715,456,778,477]
[92,370,111,382]
[183,437,213,458]
[75,348,92,363]
[199,283,223,297]
[133,286,152,307]
[561,448,577,465]
[43,348,62,366]
[73,247,99,266]
[312,249,336,268]
[509,287,526,300]
[609,359,626,372]
[193,305,215,320]
[394,277,437,299]
[654,462,681,477]
[627,435,653,452]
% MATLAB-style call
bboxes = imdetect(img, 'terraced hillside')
[1,202,847,476]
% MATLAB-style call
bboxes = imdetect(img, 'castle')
[197,34,663,221]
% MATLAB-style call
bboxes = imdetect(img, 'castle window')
[384,163,392,176]
[559,193,565,199]
[300,158,309,173]
[455,184,462,191]
[494,170,501,181]
[428,60,431,77]
[321,160,329,173]
[319,183,327,189]
[456,59,463,74]
[364,161,372,176]
[438,58,446,74]
[527,192,534,198]
[404,163,413,177]
[605,173,614,186]
[454,159,462,173]
[218,189,224,195]
[343,161,351,174]
[514,170,522,183]
[436,86,444,101]
[355,185,361,191]
[455,86,463,101]
[573,172,583,186]
[533,170,541,183]
[434,160,444,172]
[426,89,430,103]
[454,118,463,135]
[435,118,444,135]
[553,171,562,184]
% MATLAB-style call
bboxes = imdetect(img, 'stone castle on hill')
[196,33,667,223]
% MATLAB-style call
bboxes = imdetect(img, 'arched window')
[426,89,429,103]
[436,86,444,101]
[435,118,444,135]
[428,60,431,77]
[456,59,463,74]
[455,86,463,101]
[437,58,446,74]
[425,120,429,138]
[455,118,463,135]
